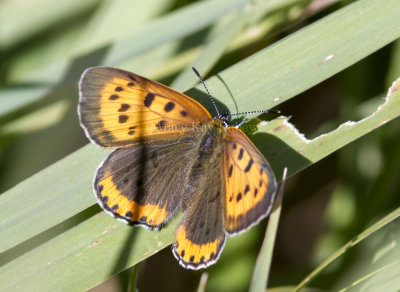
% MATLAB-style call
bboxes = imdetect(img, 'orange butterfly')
[78,67,277,269]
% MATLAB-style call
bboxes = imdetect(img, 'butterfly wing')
[223,127,277,235]
[172,132,226,269]
[94,137,200,229]
[173,204,225,270]
[78,67,212,148]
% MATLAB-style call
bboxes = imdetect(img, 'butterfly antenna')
[232,109,281,128]
[230,109,281,117]
[192,67,221,117]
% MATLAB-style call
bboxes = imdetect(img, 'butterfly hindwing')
[78,67,212,148]
[173,125,226,269]
[173,211,226,270]
[94,137,200,229]
[223,127,277,235]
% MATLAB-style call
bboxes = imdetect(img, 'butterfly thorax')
[196,119,226,160]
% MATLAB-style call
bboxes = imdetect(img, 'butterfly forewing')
[223,127,277,235]
[78,67,212,148]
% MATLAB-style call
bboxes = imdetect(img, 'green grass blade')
[100,0,250,66]
[202,0,400,113]
[0,85,52,119]
[5,0,174,83]
[4,0,250,116]
[0,145,108,253]
[170,10,249,91]
[249,168,287,292]
[0,213,180,291]
[196,273,209,292]
[294,206,400,291]
[257,77,400,175]
[72,0,175,56]
[0,0,100,50]
[338,261,400,291]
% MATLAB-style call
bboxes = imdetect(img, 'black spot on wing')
[164,102,175,112]
[144,93,155,107]
[228,165,233,177]
[244,159,254,172]
[118,104,130,112]
[127,126,137,136]
[238,148,244,160]
[119,115,128,123]
[156,120,166,129]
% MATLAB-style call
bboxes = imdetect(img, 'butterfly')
[78,67,277,270]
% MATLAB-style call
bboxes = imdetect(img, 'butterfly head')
[214,111,230,128]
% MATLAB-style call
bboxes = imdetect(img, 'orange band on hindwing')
[173,225,225,269]
[96,172,169,228]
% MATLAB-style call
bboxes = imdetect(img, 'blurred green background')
[1,0,400,291]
